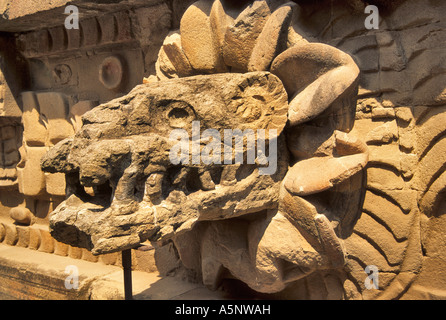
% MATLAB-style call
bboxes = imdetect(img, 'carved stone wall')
[315,0,446,299]
[0,0,172,274]
[0,0,445,300]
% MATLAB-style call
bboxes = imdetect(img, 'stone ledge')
[0,0,167,32]
[0,244,119,299]
[0,218,159,274]
[0,244,225,300]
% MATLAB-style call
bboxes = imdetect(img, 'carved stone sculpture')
[0,0,444,300]
[43,0,369,294]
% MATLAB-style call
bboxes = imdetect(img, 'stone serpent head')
[42,71,290,254]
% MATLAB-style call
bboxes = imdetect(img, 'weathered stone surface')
[248,2,294,71]
[222,1,271,72]
[0,0,167,32]
[37,0,371,298]
[10,207,32,225]
[21,92,47,146]
[0,0,443,301]
[284,154,368,196]
[156,31,194,79]
[17,91,78,198]
[17,146,47,197]
[0,118,21,189]
[42,71,290,255]
[270,43,360,126]
[209,0,234,55]
[45,172,66,197]
[196,211,329,293]
[69,100,98,133]
[180,0,227,73]
[36,92,74,145]
[0,58,21,118]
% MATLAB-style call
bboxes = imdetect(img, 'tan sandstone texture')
[0,0,444,300]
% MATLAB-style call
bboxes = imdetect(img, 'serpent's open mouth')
[50,158,287,255]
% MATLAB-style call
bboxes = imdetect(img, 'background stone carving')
[285,0,446,300]
[0,0,173,277]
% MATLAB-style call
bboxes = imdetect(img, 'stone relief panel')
[296,0,445,299]
[0,0,444,300]
[0,118,21,190]
[43,0,370,297]
[0,1,173,271]
[320,0,445,300]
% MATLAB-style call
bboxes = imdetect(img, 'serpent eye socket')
[165,101,196,129]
